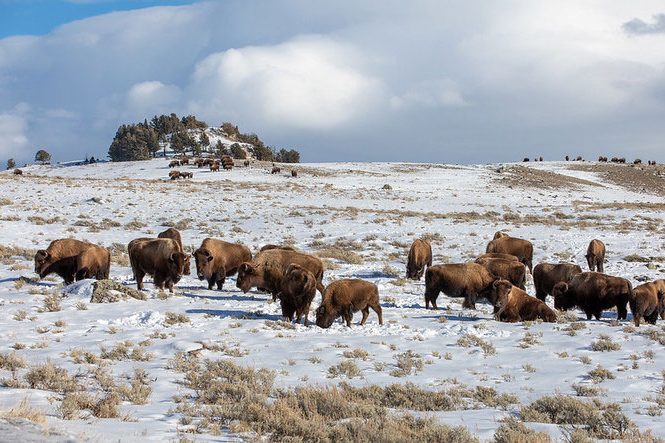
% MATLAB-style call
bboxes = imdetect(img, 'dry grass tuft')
[493,416,552,443]
[24,360,79,393]
[0,397,47,425]
[91,279,146,303]
[591,335,621,352]
[456,334,496,356]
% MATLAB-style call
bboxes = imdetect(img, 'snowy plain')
[0,158,664,441]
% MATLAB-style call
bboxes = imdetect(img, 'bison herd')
[166,156,298,180]
[32,229,662,329]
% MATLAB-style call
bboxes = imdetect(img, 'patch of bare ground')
[493,165,604,191]
[568,163,665,197]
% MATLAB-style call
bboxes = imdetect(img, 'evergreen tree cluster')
[108,114,300,163]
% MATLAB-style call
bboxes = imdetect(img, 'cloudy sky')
[0,0,664,164]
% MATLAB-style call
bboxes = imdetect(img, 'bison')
[406,239,432,280]
[486,233,533,272]
[168,160,181,168]
[585,239,605,273]
[271,167,281,174]
[552,272,632,320]
[475,257,526,290]
[424,263,497,310]
[179,171,193,179]
[157,228,189,275]
[490,279,556,322]
[237,249,324,301]
[291,170,298,177]
[168,170,180,180]
[278,264,317,325]
[532,262,582,301]
[630,281,665,326]
[193,238,252,290]
[210,162,220,172]
[259,244,296,252]
[476,252,519,262]
[315,279,383,328]
[243,160,250,167]
[13,169,23,175]
[128,238,187,292]
[34,239,110,284]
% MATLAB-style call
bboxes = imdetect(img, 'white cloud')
[390,79,467,110]
[125,81,182,118]
[187,36,385,130]
[0,112,28,158]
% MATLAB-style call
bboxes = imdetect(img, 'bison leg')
[216,277,226,291]
[207,278,215,291]
[535,289,547,302]
[462,293,476,310]
[135,270,145,290]
[594,310,602,320]
[75,268,89,281]
[634,313,642,327]
[371,303,383,325]
[585,310,593,320]
[616,304,627,320]
[645,309,658,325]
[344,311,353,327]
[424,288,439,309]
[359,307,370,326]
[597,259,604,273]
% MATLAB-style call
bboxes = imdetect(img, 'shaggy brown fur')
[168,170,180,180]
[315,279,383,328]
[291,170,298,177]
[209,162,220,172]
[493,231,509,240]
[193,238,252,290]
[168,160,180,168]
[630,281,665,326]
[259,244,296,252]
[13,169,23,175]
[128,238,187,292]
[490,280,556,322]
[34,239,109,284]
[532,262,582,301]
[271,167,281,174]
[474,257,526,289]
[476,253,519,262]
[585,239,605,273]
[243,160,250,167]
[237,249,324,300]
[406,239,432,280]
[486,234,533,272]
[424,263,497,310]
[158,228,189,275]
[279,264,317,325]
[553,272,632,320]
[179,171,193,179]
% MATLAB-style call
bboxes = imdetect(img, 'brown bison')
[180,157,190,165]
[243,160,250,167]
[13,169,23,175]
[168,160,181,168]
[490,280,556,322]
[128,238,187,292]
[406,239,432,280]
[179,171,193,179]
[552,272,632,320]
[237,249,324,301]
[168,170,180,180]
[532,262,582,301]
[193,238,252,290]
[474,257,526,289]
[279,264,317,325]
[157,228,189,275]
[291,170,298,177]
[271,167,281,174]
[210,162,220,172]
[486,233,533,272]
[585,239,605,273]
[630,281,665,326]
[34,239,110,284]
[424,263,497,309]
[315,279,383,328]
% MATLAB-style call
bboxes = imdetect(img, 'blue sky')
[0,1,664,164]
[0,0,196,38]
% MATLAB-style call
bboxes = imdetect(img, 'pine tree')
[6,158,15,170]
[230,143,246,159]
[35,149,51,164]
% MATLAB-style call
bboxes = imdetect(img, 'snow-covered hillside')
[0,159,664,441]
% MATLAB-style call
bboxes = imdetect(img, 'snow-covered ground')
[0,158,664,441]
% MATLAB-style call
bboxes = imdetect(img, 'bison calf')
[475,257,526,289]
[553,272,631,320]
[279,264,317,325]
[406,239,432,280]
[315,279,383,328]
[490,279,556,322]
[585,239,605,273]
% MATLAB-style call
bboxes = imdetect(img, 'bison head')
[167,252,187,283]
[493,231,508,240]
[552,282,574,310]
[236,262,258,293]
[282,264,312,299]
[491,279,513,309]
[34,249,51,277]
[315,303,336,329]
[193,248,214,281]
